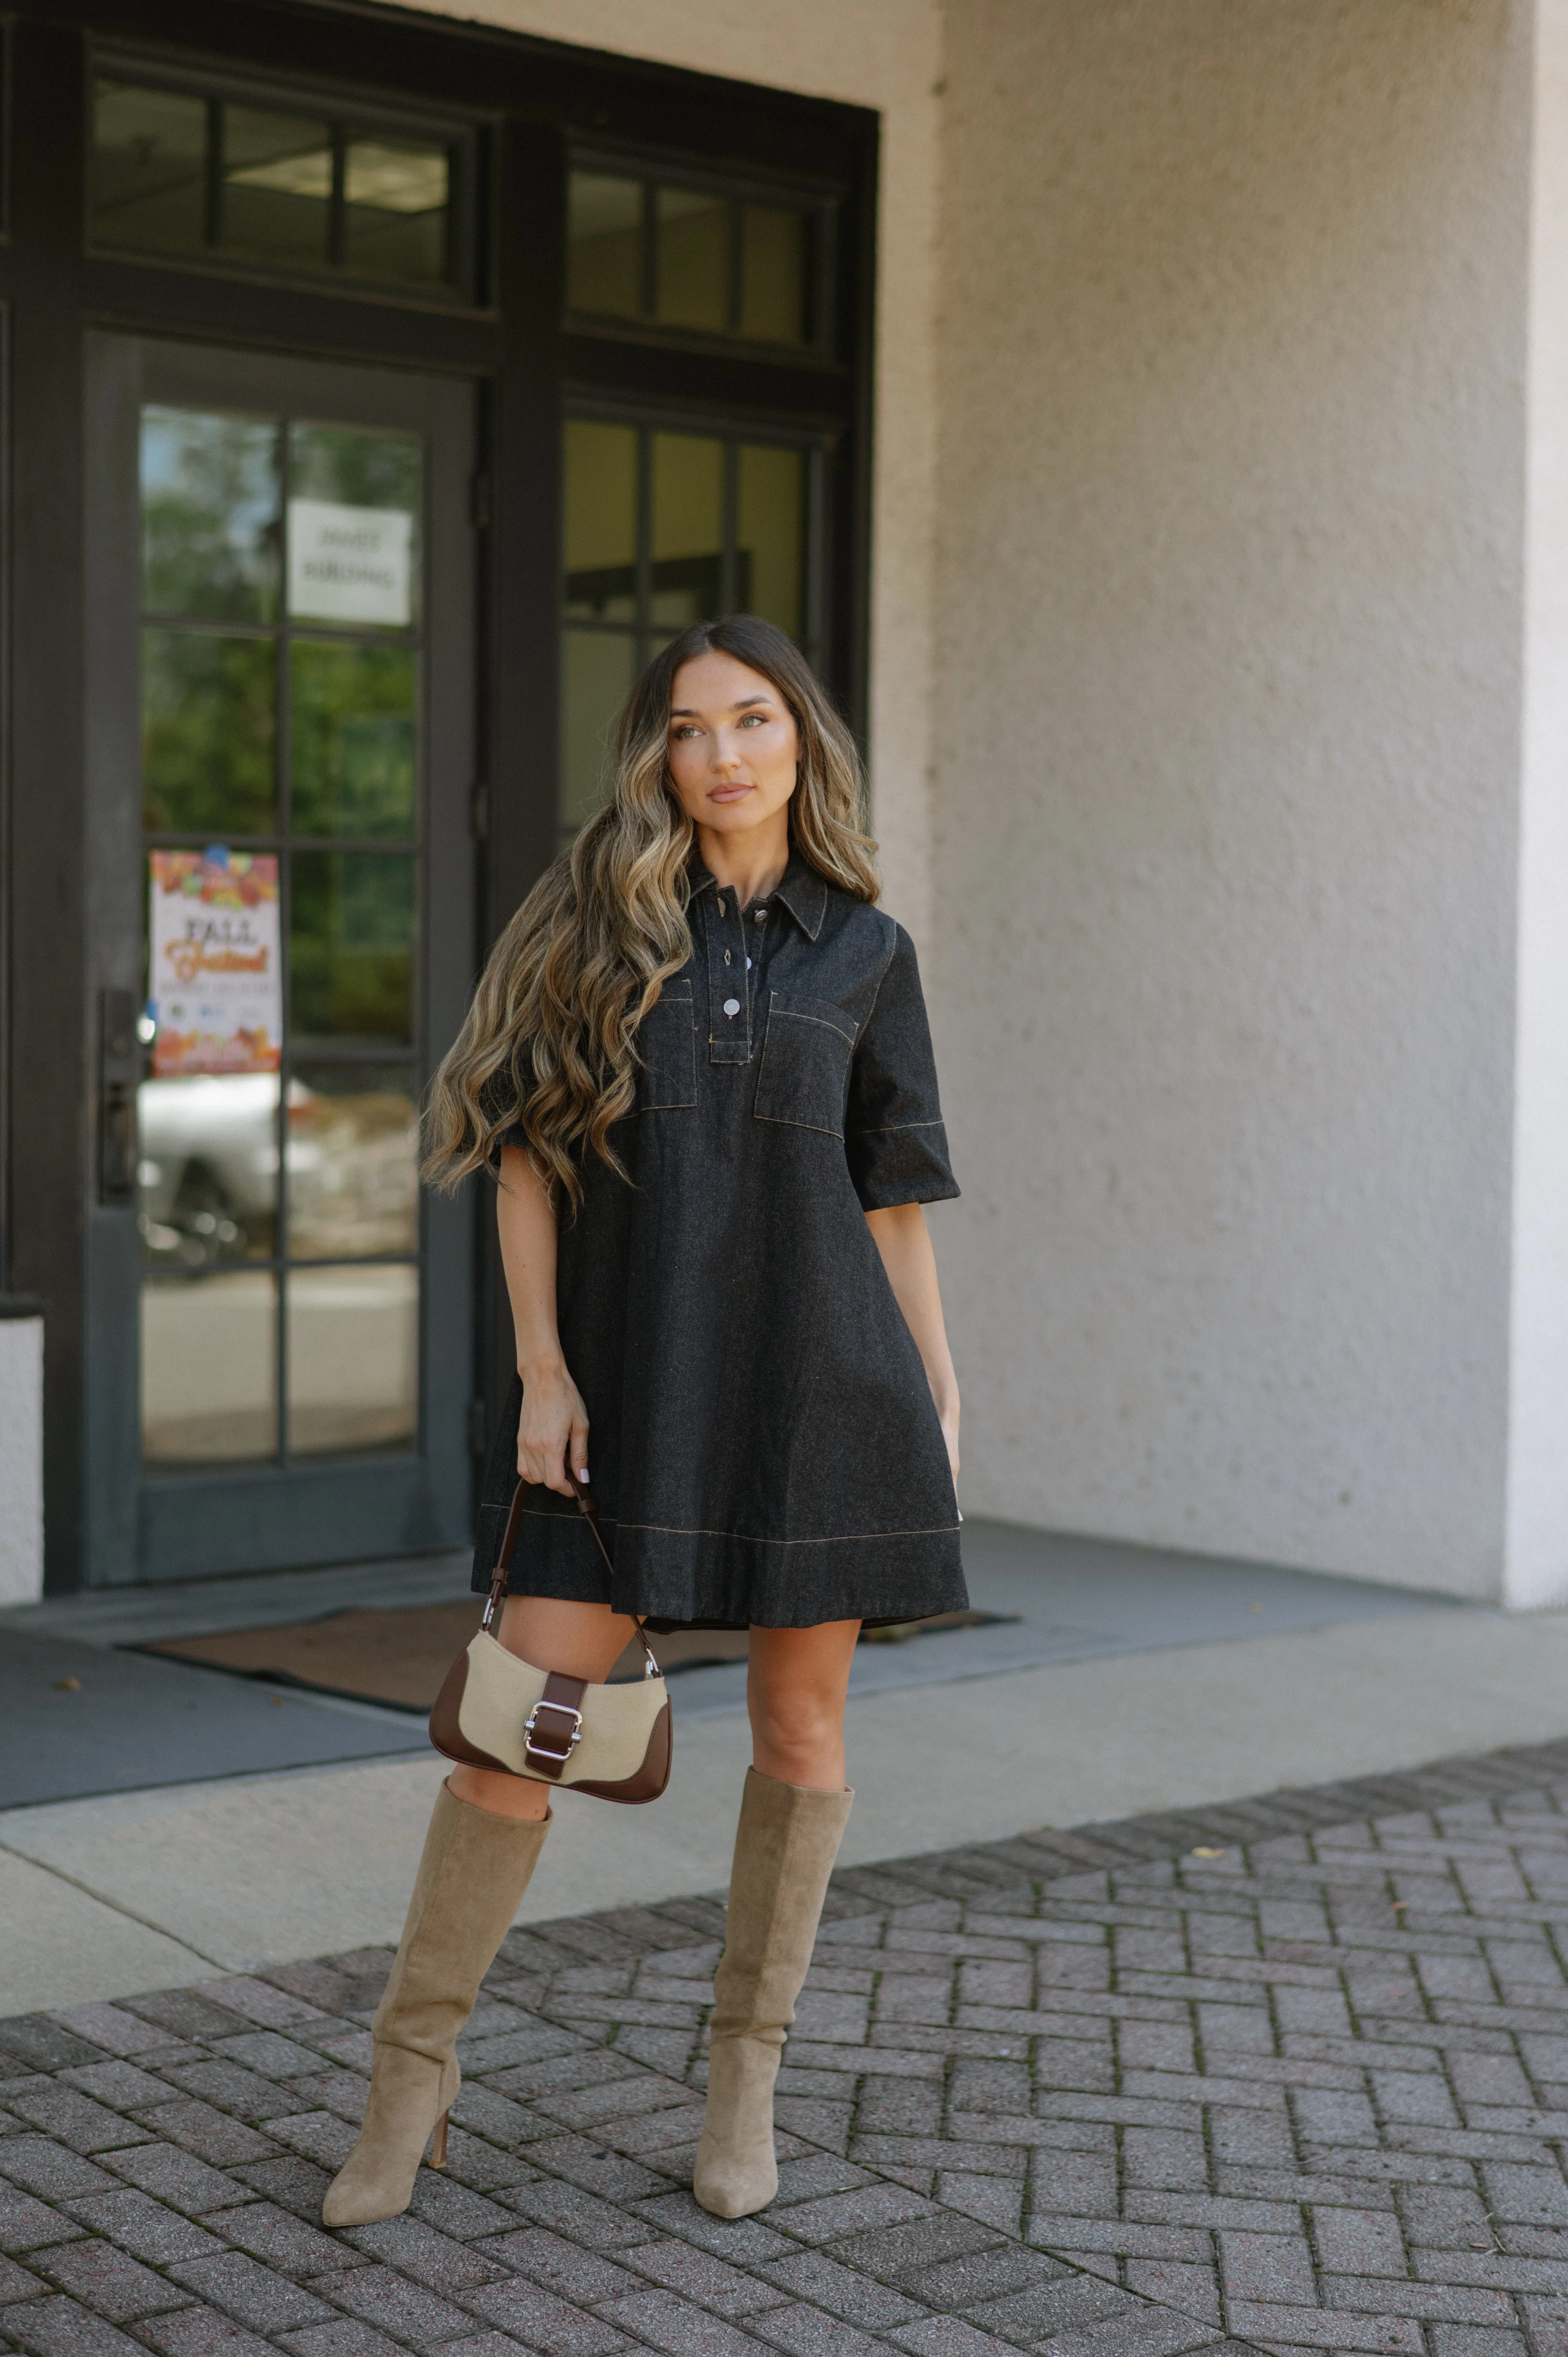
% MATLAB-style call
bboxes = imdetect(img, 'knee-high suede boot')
[692,1767,853,2220]
[322,1781,549,2228]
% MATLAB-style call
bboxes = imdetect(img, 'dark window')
[567,164,819,349]
[91,74,462,298]
[560,415,816,840]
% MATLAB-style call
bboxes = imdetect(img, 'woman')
[322,613,963,2232]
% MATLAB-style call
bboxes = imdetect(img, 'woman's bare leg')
[448,1596,637,1821]
[746,1621,860,1790]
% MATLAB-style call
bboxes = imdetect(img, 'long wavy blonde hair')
[424,615,879,1206]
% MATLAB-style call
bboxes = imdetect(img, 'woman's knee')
[749,1691,842,1772]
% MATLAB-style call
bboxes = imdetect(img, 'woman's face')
[665,650,799,841]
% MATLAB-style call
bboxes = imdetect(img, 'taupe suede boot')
[322,1781,549,2228]
[692,1767,853,2219]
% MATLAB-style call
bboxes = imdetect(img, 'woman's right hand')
[516,1358,591,1497]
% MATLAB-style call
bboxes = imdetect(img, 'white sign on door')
[288,498,413,627]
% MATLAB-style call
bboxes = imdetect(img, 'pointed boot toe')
[323,2048,457,2228]
[692,2035,782,2219]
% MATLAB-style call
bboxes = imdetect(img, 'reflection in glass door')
[137,406,423,1469]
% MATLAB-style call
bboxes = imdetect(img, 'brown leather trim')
[523,1672,587,1780]
[573,1699,673,1805]
[428,1652,514,1774]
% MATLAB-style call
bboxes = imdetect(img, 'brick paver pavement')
[10,1739,1568,2357]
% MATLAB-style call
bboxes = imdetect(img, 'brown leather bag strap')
[564,1466,616,1578]
[483,1461,659,1677]
[482,1482,528,1631]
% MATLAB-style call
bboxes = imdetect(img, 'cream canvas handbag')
[429,1472,672,1803]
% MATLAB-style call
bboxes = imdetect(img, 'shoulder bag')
[429,1471,671,1803]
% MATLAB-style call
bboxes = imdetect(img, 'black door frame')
[0,0,879,1592]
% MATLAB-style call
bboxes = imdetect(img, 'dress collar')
[690,855,827,942]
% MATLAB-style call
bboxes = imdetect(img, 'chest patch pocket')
[636,981,696,1111]
[753,991,858,1136]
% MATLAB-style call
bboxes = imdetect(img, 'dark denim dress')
[471,856,967,1631]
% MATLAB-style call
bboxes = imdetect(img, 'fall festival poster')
[148,848,281,1078]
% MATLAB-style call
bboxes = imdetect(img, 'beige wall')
[404,0,945,936]
[377,0,1568,1604]
[1510,0,1568,1604]
[929,0,1538,1598]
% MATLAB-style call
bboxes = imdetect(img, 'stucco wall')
[0,1316,44,1606]
[929,0,1533,1597]
[395,0,944,940]
[1509,0,1568,1606]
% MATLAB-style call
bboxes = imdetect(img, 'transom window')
[91,72,469,298]
[559,415,818,841]
[567,164,825,349]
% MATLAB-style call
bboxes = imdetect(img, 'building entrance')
[83,337,478,1583]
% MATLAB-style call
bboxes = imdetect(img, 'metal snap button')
[723,997,740,1017]
[754,907,767,922]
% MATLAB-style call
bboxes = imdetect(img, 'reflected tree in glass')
[290,423,420,519]
[291,851,416,1041]
[290,643,416,838]
[142,632,277,834]
[141,408,280,623]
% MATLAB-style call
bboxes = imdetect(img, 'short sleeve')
[844,924,959,1210]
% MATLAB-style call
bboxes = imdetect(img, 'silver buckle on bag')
[523,1700,583,1764]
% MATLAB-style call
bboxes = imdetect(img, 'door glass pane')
[740,206,808,345]
[344,140,449,286]
[567,172,643,317]
[736,444,806,638]
[142,631,277,834]
[655,189,731,332]
[142,410,280,624]
[290,643,416,838]
[287,1065,419,1259]
[564,422,638,621]
[562,631,635,832]
[141,1270,279,1463]
[92,81,208,253]
[287,1264,418,1455]
[223,106,332,265]
[291,852,416,1041]
[288,426,420,631]
[138,1075,279,1269]
[652,434,724,627]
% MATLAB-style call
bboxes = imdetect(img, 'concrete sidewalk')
[6,1738,1568,2357]
[6,1604,1568,2017]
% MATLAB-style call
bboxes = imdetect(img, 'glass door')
[85,337,477,1583]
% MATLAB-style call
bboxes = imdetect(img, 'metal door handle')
[99,987,139,1205]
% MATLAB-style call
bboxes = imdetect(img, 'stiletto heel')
[429,2110,449,2170]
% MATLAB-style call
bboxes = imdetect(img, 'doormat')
[134,1604,1019,1714]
